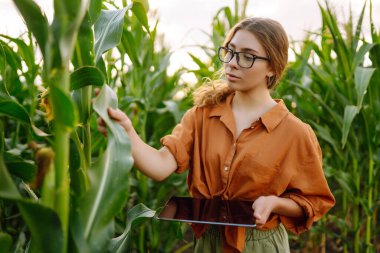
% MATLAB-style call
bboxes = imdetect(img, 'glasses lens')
[218,47,232,63]
[237,52,255,68]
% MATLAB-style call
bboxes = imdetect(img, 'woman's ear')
[266,69,274,78]
[266,75,275,87]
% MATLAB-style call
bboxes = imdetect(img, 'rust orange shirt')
[161,92,335,252]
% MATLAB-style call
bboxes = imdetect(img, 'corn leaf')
[12,0,49,59]
[70,66,104,90]
[0,122,63,253]
[354,67,375,108]
[0,232,12,253]
[352,43,375,70]
[341,105,359,148]
[0,41,22,71]
[17,200,64,253]
[53,0,90,63]
[75,85,133,251]
[0,43,4,74]
[109,203,155,253]
[73,13,95,67]
[94,7,129,63]
[4,159,36,183]
[131,1,150,35]
[0,94,30,124]
[0,34,35,70]
[89,0,102,24]
[0,147,20,200]
[120,27,141,66]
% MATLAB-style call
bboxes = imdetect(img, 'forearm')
[272,195,304,218]
[127,128,177,181]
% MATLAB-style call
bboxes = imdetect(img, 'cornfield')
[0,0,378,252]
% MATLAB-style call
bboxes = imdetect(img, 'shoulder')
[282,112,319,146]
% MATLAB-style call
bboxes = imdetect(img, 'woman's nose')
[226,54,239,68]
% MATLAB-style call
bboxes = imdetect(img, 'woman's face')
[223,29,273,93]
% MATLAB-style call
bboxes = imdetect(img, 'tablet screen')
[157,196,256,227]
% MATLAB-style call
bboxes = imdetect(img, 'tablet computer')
[157,196,256,228]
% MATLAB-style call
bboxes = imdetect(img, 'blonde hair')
[194,17,289,107]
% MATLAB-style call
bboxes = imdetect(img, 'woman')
[98,17,335,253]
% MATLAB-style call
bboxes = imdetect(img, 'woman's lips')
[226,73,240,81]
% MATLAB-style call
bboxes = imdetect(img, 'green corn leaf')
[0,41,22,71]
[0,34,35,70]
[352,0,367,51]
[131,1,150,35]
[0,93,30,124]
[73,13,95,67]
[0,43,5,74]
[189,53,208,69]
[341,105,359,148]
[0,122,63,253]
[89,0,103,24]
[354,67,375,108]
[4,148,37,182]
[12,0,49,59]
[75,85,133,251]
[53,0,90,63]
[109,203,156,253]
[0,232,12,253]
[0,150,21,200]
[312,123,342,159]
[94,7,130,63]
[4,160,36,183]
[17,200,64,253]
[1,122,64,253]
[0,95,48,136]
[70,66,104,90]
[352,43,375,70]
[120,27,141,66]
[335,170,355,198]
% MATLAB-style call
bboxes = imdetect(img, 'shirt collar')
[209,93,289,133]
[261,99,289,133]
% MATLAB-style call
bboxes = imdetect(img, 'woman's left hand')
[251,195,278,228]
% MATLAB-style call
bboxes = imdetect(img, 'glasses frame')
[218,46,270,69]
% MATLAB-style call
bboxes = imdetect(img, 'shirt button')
[224,166,229,171]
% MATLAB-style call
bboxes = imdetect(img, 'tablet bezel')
[157,196,256,228]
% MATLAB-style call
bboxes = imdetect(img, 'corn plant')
[189,0,249,81]
[282,1,379,252]
[0,0,156,252]
[93,1,194,252]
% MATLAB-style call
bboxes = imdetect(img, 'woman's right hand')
[97,108,133,136]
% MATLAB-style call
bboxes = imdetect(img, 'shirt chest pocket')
[234,154,280,193]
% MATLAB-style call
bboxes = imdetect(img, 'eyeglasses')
[218,46,270,69]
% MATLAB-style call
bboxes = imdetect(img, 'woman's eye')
[243,54,254,61]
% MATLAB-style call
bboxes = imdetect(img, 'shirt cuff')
[280,193,315,234]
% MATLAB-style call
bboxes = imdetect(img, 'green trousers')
[194,224,290,253]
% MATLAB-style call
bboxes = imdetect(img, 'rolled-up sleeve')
[280,124,335,234]
[160,107,196,174]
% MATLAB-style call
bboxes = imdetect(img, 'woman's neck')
[232,89,276,112]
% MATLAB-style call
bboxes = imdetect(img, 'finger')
[253,210,262,221]
[255,223,264,229]
[97,117,106,127]
[97,125,108,137]
[107,107,126,121]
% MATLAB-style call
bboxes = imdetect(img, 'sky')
[1,0,379,73]
[147,0,380,72]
